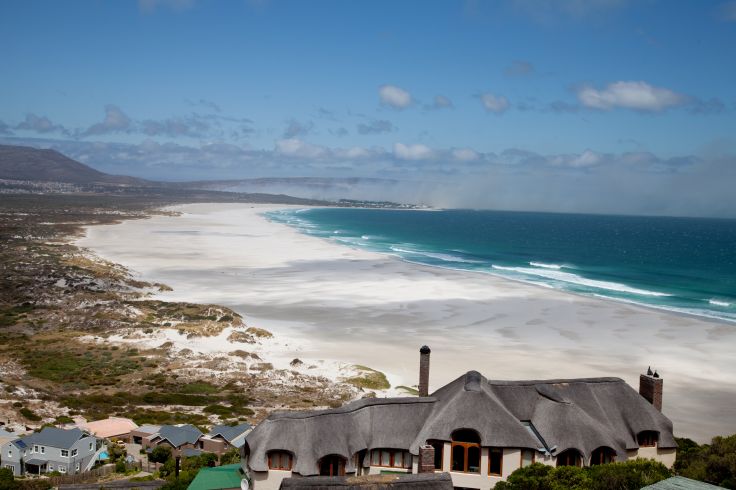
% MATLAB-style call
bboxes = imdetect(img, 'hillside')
[0,144,149,185]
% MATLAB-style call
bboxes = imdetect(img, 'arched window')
[556,449,582,467]
[319,455,346,476]
[637,431,658,448]
[590,447,616,465]
[369,449,412,469]
[450,429,481,473]
[267,451,293,471]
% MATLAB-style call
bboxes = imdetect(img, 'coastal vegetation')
[674,435,736,488]
[494,460,671,490]
[0,194,370,430]
[495,436,736,490]
[345,365,391,391]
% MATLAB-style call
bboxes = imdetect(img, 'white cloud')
[83,105,132,136]
[576,81,685,112]
[480,93,510,114]
[275,139,327,159]
[15,114,68,135]
[393,143,435,160]
[379,85,413,109]
[335,147,372,159]
[452,148,480,162]
[433,95,453,109]
[551,149,603,167]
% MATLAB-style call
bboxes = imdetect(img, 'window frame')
[61,449,69,457]
[71,448,78,457]
[369,449,412,469]
[450,442,481,473]
[318,455,346,477]
[590,446,616,465]
[267,451,293,471]
[58,465,67,474]
[637,431,658,448]
[520,449,535,468]
[488,447,503,477]
[450,429,481,474]
[556,449,582,467]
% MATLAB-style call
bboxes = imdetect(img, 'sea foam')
[491,265,671,297]
[709,299,731,307]
[530,261,566,270]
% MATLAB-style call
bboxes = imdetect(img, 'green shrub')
[19,407,41,421]
[495,460,670,490]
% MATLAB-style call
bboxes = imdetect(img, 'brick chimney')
[418,445,435,473]
[419,345,431,397]
[639,368,663,411]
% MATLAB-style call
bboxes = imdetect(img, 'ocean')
[266,208,736,324]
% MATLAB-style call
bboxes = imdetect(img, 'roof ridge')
[268,397,437,420]
[489,377,624,386]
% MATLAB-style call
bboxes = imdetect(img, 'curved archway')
[637,431,658,448]
[267,450,293,470]
[451,429,481,473]
[318,454,346,476]
[590,446,616,465]
[556,448,583,467]
[451,428,481,444]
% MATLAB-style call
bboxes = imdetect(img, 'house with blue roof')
[200,423,251,456]
[1,427,100,476]
[142,424,204,458]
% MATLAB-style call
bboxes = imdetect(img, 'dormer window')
[267,451,293,471]
[591,446,616,465]
[318,455,346,476]
[556,449,582,467]
[637,431,658,448]
[451,429,481,473]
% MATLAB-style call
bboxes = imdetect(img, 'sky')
[1,0,735,216]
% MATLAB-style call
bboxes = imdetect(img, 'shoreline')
[267,208,734,328]
[76,202,736,442]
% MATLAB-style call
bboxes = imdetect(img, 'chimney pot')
[639,369,663,411]
[419,346,431,397]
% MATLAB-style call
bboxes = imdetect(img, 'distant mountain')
[0,144,149,186]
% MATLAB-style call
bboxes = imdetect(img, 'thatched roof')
[246,371,675,476]
[278,473,453,489]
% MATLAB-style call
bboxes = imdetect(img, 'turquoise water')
[266,208,736,323]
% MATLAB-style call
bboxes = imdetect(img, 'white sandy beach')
[76,203,736,442]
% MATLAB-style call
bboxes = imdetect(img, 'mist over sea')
[267,208,736,323]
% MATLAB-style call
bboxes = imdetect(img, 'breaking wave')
[491,265,671,297]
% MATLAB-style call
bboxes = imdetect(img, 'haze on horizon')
[1,0,735,217]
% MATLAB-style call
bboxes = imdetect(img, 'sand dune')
[76,203,736,442]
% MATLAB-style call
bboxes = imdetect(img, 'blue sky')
[1,0,735,216]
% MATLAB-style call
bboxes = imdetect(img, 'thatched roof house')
[243,347,675,490]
